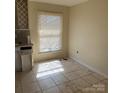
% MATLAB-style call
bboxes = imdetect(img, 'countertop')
[15,43,33,48]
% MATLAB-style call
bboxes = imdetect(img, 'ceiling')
[29,0,88,7]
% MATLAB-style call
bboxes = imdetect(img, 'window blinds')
[38,12,62,52]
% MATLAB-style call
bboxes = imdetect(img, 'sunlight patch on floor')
[36,60,64,78]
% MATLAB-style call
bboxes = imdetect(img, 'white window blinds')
[38,12,62,52]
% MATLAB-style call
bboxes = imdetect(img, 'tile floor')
[15,59,108,93]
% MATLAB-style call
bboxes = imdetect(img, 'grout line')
[50,76,63,93]
[36,74,59,91]
[31,71,44,93]
[53,72,93,93]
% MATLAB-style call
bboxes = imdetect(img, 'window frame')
[37,11,63,53]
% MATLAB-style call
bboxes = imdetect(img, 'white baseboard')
[69,56,108,78]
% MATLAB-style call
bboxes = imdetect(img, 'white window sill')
[38,50,62,54]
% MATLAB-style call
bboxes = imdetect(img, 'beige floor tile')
[34,60,63,73]
[92,73,106,81]
[21,71,37,84]
[35,63,51,73]
[15,80,21,88]
[82,74,100,85]
[97,80,108,93]
[37,74,51,80]
[82,87,97,93]
[15,73,22,93]
[32,66,40,74]
[15,81,22,93]
[72,78,91,89]
[102,79,108,84]
[60,81,80,92]
[89,82,107,93]
[51,73,68,85]
[75,69,91,77]
[36,72,51,80]
[64,65,81,71]
[61,61,74,66]
[69,82,80,92]
[15,86,22,93]
[22,82,41,93]
[43,86,61,93]
[38,78,56,90]
[47,60,63,69]
[63,71,80,80]
[97,87,106,92]
[63,66,81,73]
[58,82,76,93]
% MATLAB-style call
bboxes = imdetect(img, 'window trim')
[37,11,63,53]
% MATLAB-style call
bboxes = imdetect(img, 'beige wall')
[28,2,69,62]
[69,0,108,76]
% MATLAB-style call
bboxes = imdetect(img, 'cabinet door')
[21,54,32,71]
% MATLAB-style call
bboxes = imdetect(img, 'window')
[38,12,62,52]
